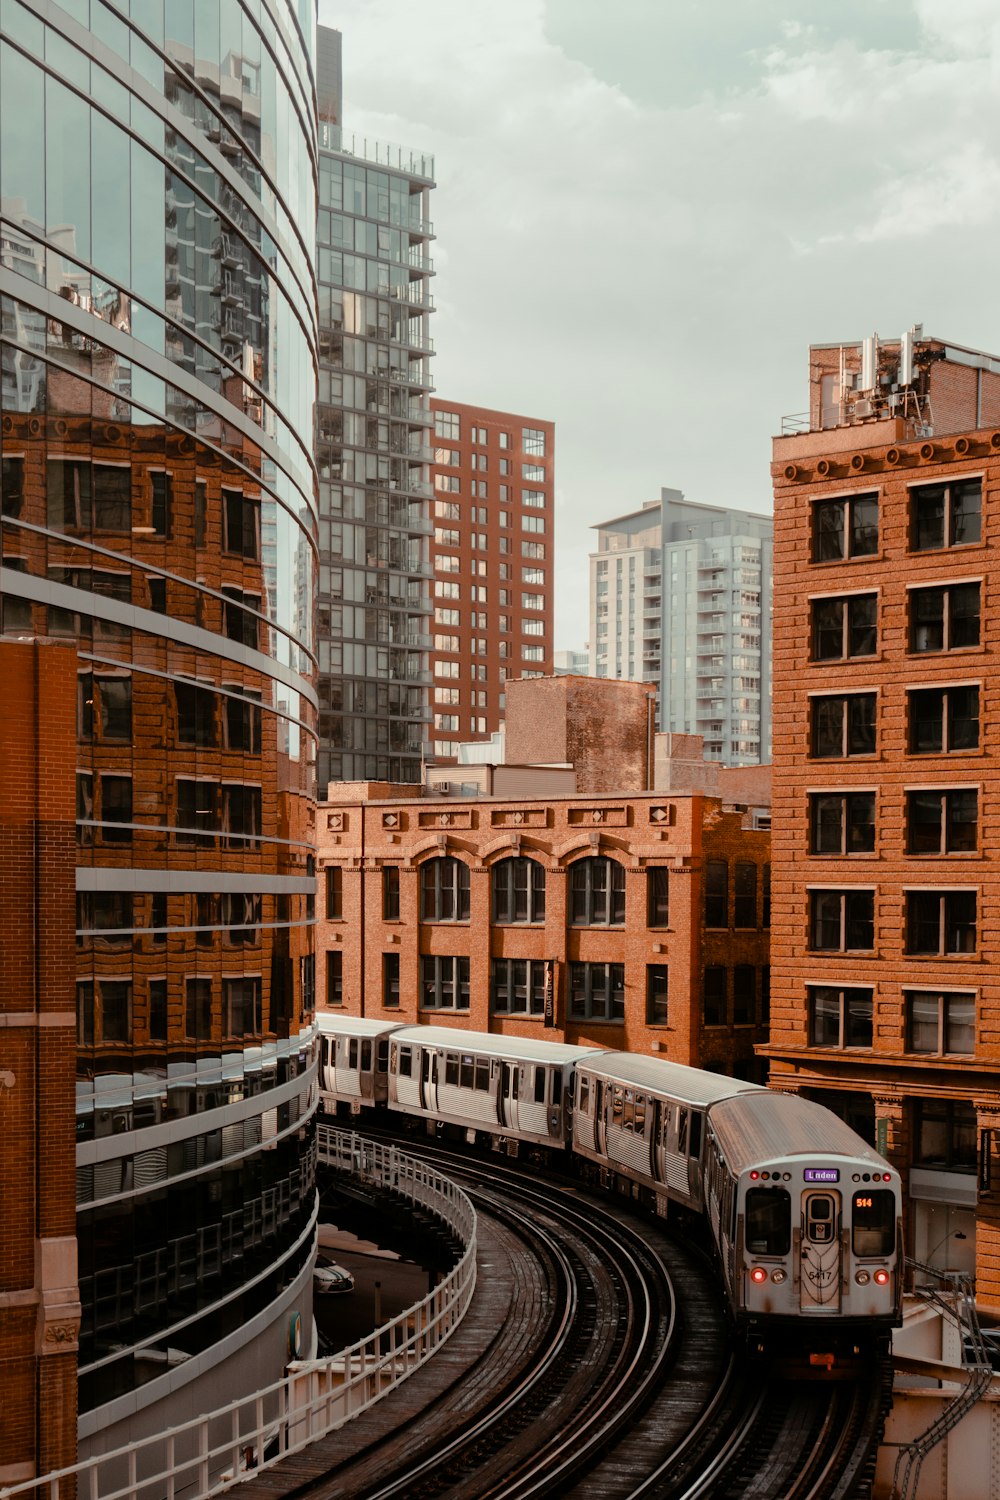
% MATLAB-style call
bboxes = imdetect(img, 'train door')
[419,1048,437,1113]
[593,1078,606,1156]
[498,1061,519,1129]
[651,1100,664,1183]
[800,1191,842,1312]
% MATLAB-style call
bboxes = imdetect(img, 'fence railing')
[2,1129,476,1500]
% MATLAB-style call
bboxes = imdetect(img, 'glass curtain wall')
[0,0,319,1417]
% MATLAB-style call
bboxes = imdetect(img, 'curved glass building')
[0,0,319,1455]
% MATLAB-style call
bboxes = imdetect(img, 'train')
[318,1015,902,1367]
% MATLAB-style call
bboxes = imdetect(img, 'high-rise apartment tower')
[429,400,554,763]
[315,26,435,788]
[590,490,772,765]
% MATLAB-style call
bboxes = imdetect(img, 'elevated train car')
[318,1015,406,1115]
[388,1027,601,1150]
[708,1090,901,1347]
[572,1052,761,1214]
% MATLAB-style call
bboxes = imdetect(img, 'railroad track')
[265,1138,890,1500]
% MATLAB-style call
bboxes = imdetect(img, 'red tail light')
[751,1266,768,1284]
[874,1269,890,1286]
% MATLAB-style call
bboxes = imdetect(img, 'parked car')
[314,1256,355,1295]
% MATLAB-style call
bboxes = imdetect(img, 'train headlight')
[771,1269,787,1284]
[874,1269,890,1286]
[751,1266,768,1284]
[855,1270,870,1286]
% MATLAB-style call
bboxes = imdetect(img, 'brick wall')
[505,676,654,795]
[770,414,1000,1305]
[0,641,79,1481]
[316,789,770,1075]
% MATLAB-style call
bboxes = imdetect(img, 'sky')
[317,0,1000,650]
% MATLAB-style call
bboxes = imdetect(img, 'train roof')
[316,1015,408,1039]
[709,1091,892,1173]
[391,1026,602,1066]
[577,1051,764,1108]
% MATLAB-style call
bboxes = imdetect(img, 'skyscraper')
[315,26,435,789]
[0,0,319,1467]
[589,490,772,765]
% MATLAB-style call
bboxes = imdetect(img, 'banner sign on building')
[981,1130,992,1194]
[543,960,555,1028]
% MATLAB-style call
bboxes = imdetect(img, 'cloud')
[319,1,1000,649]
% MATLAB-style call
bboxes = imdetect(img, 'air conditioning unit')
[853,398,873,418]
[437,781,451,793]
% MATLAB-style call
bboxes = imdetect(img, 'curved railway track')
[291,1139,891,1500]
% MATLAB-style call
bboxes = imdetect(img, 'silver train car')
[388,1026,601,1149]
[318,1015,406,1114]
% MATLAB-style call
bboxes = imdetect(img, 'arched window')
[492,857,545,923]
[420,856,470,922]
[569,857,625,926]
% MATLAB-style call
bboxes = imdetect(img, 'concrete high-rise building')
[589,490,772,765]
[0,1,318,1472]
[315,27,435,788]
[767,327,1000,1310]
[429,400,554,763]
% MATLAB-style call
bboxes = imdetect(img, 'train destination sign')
[803,1168,840,1183]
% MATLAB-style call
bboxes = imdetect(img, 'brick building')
[430,400,554,763]
[768,328,1000,1309]
[318,679,771,1076]
[0,641,79,1484]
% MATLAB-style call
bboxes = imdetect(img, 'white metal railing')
[3,1130,476,1500]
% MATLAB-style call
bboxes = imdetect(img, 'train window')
[852,1189,895,1257]
[361,1040,372,1070]
[634,1094,646,1133]
[534,1067,545,1104]
[678,1109,688,1154]
[578,1075,589,1112]
[377,1040,389,1071]
[349,1039,358,1069]
[460,1054,474,1089]
[445,1054,459,1086]
[612,1085,624,1122]
[623,1096,634,1131]
[398,1046,412,1077]
[552,1071,562,1106]
[689,1113,702,1158]
[746,1187,791,1254]
[805,1195,836,1243]
[475,1058,490,1091]
[512,1067,519,1100]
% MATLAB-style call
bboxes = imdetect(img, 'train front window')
[534,1067,545,1103]
[377,1040,389,1071]
[578,1075,589,1111]
[349,1039,358,1068]
[745,1187,791,1255]
[361,1040,372,1070]
[397,1046,411,1077]
[852,1189,895,1256]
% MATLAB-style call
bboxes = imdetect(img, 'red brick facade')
[317,784,770,1077]
[0,641,79,1482]
[769,369,1000,1309]
[429,400,554,762]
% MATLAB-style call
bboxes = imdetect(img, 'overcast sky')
[317,0,1000,650]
